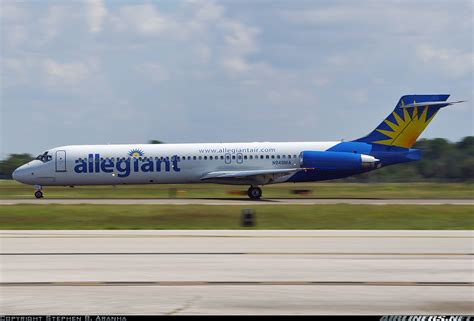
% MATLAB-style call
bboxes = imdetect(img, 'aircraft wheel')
[247,186,262,200]
[34,191,43,199]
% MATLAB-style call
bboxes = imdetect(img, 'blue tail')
[354,94,452,148]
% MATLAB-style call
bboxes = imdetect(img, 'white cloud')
[40,5,70,42]
[134,63,168,83]
[85,0,107,33]
[194,1,224,21]
[221,57,250,73]
[2,57,36,86]
[284,6,359,24]
[195,44,212,65]
[222,21,259,55]
[106,1,261,76]
[3,25,28,49]
[345,89,369,105]
[312,76,329,87]
[282,2,465,35]
[416,44,474,78]
[43,59,98,85]
[1,2,30,49]
[2,1,471,155]
[0,2,29,21]
[218,22,260,75]
[327,55,350,67]
[110,4,174,36]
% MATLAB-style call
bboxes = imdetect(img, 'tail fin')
[354,94,462,148]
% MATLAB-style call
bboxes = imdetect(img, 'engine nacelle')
[299,151,379,171]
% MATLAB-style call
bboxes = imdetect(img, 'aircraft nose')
[12,168,18,180]
[12,164,29,183]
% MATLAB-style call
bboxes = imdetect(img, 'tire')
[34,191,43,199]
[247,187,262,200]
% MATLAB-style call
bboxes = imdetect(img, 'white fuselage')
[14,142,340,186]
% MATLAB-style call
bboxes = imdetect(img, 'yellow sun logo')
[374,102,438,148]
[128,149,145,157]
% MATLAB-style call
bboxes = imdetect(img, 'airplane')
[12,94,463,200]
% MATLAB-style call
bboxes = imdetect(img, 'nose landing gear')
[247,186,262,200]
[34,185,43,199]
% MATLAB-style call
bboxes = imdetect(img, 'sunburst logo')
[128,149,145,157]
[374,102,437,148]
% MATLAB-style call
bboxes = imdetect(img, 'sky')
[1,0,472,158]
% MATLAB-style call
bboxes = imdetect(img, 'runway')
[1,198,473,205]
[1,230,473,314]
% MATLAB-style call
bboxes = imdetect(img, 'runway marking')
[1,252,472,256]
[1,281,472,287]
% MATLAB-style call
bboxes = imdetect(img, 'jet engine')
[299,151,379,171]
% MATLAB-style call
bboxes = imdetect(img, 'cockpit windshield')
[36,152,52,162]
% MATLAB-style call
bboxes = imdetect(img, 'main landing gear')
[34,185,43,199]
[247,186,262,200]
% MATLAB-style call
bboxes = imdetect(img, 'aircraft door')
[236,153,243,164]
[55,150,67,172]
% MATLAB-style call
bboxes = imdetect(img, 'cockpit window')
[36,152,52,162]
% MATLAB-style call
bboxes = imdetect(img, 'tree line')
[1,137,473,181]
[349,136,474,182]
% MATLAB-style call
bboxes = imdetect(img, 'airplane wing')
[200,168,311,185]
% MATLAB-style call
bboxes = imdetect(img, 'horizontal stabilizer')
[399,100,466,109]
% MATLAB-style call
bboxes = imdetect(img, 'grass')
[0,204,472,230]
[0,180,473,199]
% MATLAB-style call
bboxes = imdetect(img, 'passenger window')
[266,155,269,159]
[204,156,207,160]
[277,155,280,159]
[244,155,247,159]
[220,156,224,160]
[193,156,197,160]
[232,155,236,160]
[271,155,275,159]
[198,156,202,160]
[260,155,264,159]
[249,155,253,159]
